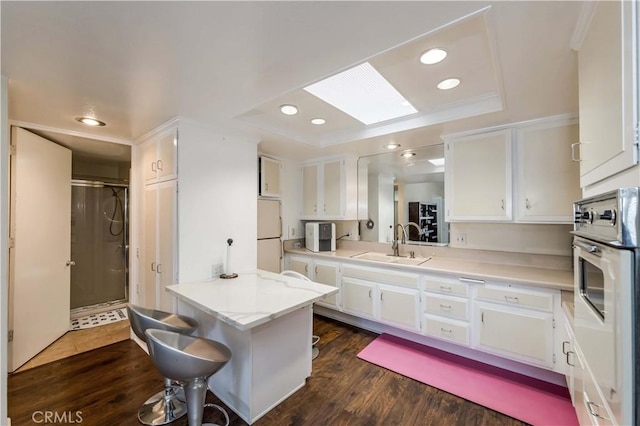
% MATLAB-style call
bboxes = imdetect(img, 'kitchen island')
[166,270,338,425]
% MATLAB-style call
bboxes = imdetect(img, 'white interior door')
[9,127,71,371]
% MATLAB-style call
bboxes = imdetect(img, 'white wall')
[378,174,394,242]
[177,120,258,282]
[1,76,9,424]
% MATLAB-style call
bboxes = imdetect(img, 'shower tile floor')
[14,319,130,373]
[70,308,128,330]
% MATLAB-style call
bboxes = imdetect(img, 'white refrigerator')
[257,199,282,273]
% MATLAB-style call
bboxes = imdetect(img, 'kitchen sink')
[352,252,430,265]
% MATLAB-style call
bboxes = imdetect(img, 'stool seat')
[145,329,231,381]
[128,305,198,342]
[146,329,232,426]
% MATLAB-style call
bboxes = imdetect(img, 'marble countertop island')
[167,269,338,331]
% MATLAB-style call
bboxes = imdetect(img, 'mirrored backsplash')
[356,144,449,245]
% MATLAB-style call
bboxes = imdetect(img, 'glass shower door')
[70,182,128,310]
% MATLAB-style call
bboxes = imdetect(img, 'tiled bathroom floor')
[14,319,130,373]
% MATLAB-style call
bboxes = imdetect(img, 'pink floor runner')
[357,333,578,426]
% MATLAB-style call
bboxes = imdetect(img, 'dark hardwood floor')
[8,315,527,426]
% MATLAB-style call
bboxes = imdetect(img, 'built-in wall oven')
[573,188,639,425]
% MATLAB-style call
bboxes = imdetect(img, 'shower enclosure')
[70,180,128,311]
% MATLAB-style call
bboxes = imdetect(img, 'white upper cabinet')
[301,156,358,220]
[445,129,513,222]
[515,120,581,222]
[143,127,178,184]
[445,116,580,223]
[576,0,638,187]
[258,156,281,198]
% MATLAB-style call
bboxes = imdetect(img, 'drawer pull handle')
[562,341,570,355]
[586,401,606,419]
[368,289,372,299]
[504,295,519,303]
[439,304,452,311]
[459,277,485,285]
[439,285,452,292]
[566,350,575,367]
[440,327,453,334]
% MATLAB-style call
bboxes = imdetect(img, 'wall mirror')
[357,144,449,246]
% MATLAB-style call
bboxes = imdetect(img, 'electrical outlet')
[212,263,224,277]
[456,234,467,245]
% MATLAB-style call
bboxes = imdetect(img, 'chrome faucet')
[395,223,408,244]
[404,222,422,242]
[391,223,407,256]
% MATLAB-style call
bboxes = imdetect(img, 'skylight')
[303,62,417,125]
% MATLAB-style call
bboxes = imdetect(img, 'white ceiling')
[1,1,583,161]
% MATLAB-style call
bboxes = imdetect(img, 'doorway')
[70,180,129,315]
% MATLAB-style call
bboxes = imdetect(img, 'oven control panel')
[573,187,639,247]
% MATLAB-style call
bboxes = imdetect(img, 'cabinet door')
[314,261,339,308]
[378,284,419,331]
[143,141,158,183]
[302,164,318,216]
[143,187,158,308]
[157,129,177,180]
[475,302,554,368]
[157,181,177,312]
[578,0,638,187]
[323,160,342,216]
[446,129,512,221]
[516,123,581,222]
[260,156,281,197]
[288,257,311,279]
[342,278,374,318]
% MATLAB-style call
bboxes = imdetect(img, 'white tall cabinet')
[139,125,178,310]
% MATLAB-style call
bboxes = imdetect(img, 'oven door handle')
[573,240,602,257]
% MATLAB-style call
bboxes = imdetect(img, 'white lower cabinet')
[286,256,340,309]
[423,314,470,346]
[422,274,471,345]
[342,277,375,318]
[342,264,420,332]
[313,260,340,308]
[473,283,557,369]
[378,284,420,330]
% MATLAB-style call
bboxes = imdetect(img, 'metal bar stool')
[145,329,232,426]
[127,304,199,425]
[280,270,321,359]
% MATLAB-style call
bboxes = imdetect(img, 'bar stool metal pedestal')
[145,329,232,426]
[127,304,199,425]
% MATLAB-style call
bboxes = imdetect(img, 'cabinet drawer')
[423,315,469,345]
[343,266,419,289]
[423,277,469,297]
[424,293,468,321]
[476,285,554,311]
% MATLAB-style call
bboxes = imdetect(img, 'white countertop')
[286,247,574,291]
[166,269,338,331]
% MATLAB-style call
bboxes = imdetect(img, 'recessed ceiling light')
[437,78,461,90]
[303,62,417,125]
[384,143,401,150]
[400,151,416,158]
[311,118,326,125]
[420,48,447,65]
[75,116,106,126]
[280,104,298,115]
[428,158,445,166]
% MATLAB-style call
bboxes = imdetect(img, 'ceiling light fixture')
[420,48,447,65]
[310,118,326,125]
[75,116,106,127]
[428,158,445,166]
[384,143,401,150]
[437,78,461,90]
[280,104,299,115]
[303,62,417,125]
[400,151,416,158]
